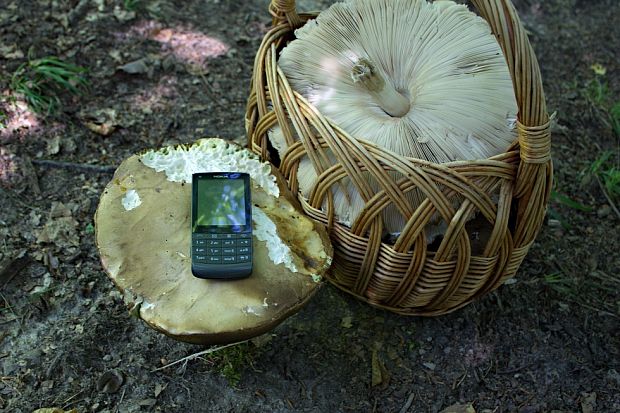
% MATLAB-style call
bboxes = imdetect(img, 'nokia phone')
[191,172,252,279]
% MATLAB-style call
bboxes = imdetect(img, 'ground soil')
[1,0,619,412]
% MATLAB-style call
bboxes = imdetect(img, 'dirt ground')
[1,0,619,412]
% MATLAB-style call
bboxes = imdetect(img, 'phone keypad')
[192,233,252,264]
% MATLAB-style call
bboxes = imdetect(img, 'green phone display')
[191,172,252,279]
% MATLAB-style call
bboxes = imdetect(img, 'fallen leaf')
[371,349,389,387]
[154,382,167,398]
[85,121,116,136]
[46,136,61,155]
[581,392,597,413]
[81,108,120,136]
[423,362,436,370]
[0,43,24,59]
[138,398,157,407]
[37,202,80,247]
[50,202,72,218]
[118,58,150,75]
[341,316,353,328]
[440,403,476,413]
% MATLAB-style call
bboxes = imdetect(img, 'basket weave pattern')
[245,0,552,315]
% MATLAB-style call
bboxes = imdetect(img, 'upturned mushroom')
[95,139,332,344]
[270,0,518,238]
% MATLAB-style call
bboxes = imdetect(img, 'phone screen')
[195,178,246,226]
[192,172,252,234]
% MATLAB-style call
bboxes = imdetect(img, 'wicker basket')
[245,0,552,316]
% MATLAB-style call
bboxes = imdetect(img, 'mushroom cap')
[269,0,518,235]
[95,139,332,345]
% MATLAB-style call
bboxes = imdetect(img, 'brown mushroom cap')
[95,139,332,345]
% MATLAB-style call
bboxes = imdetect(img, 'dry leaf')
[118,58,150,75]
[81,108,120,136]
[440,403,476,413]
[371,349,389,387]
[0,43,24,59]
[581,392,597,413]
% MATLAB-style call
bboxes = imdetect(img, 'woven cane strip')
[517,120,552,163]
[444,255,500,307]
[500,243,532,282]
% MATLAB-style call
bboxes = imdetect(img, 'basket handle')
[470,0,552,248]
[269,0,303,28]
[470,0,551,165]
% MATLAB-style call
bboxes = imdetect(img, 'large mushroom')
[95,139,332,344]
[270,0,518,238]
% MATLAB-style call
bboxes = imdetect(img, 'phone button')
[237,255,251,262]
[207,256,222,263]
[193,247,207,254]
[194,239,207,246]
[222,248,236,255]
[221,234,236,240]
[237,247,251,254]
[206,240,221,247]
[238,233,252,239]
[237,239,251,247]
[207,248,221,255]
[222,240,236,247]
[222,256,237,263]
[195,255,208,262]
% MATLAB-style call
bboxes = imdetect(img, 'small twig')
[61,389,85,410]
[151,340,249,373]
[595,175,620,220]
[115,387,127,413]
[496,363,533,375]
[31,159,116,174]
[398,393,415,413]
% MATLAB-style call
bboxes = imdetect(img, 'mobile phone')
[191,172,253,279]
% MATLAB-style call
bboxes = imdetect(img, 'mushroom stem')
[351,58,410,118]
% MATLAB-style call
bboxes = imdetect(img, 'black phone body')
[191,172,253,279]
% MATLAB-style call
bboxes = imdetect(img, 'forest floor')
[1,0,619,412]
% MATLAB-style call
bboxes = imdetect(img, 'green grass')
[548,188,593,229]
[10,56,88,115]
[610,102,620,138]
[205,342,255,386]
[550,190,593,212]
[586,77,609,107]
[585,71,620,138]
[0,108,6,129]
[124,0,140,11]
[589,151,620,203]
[541,270,619,316]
